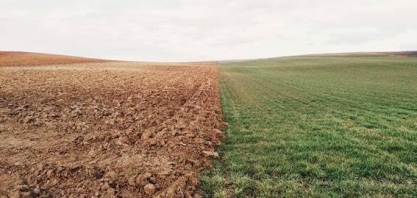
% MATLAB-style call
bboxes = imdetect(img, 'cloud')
[1,0,417,61]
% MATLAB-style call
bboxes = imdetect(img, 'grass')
[202,56,417,197]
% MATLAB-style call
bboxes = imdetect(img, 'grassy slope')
[202,56,417,197]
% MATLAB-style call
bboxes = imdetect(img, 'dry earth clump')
[0,59,225,197]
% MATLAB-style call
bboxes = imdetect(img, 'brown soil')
[0,52,109,67]
[0,58,225,197]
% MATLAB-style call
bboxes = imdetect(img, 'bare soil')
[0,56,225,198]
[0,52,108,67]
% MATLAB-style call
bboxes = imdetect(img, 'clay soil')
[0,54,225,198]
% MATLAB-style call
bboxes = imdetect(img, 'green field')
[202,56,417,197]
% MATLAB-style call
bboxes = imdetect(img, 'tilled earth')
[0,59,225,197]
[0,52,108,66]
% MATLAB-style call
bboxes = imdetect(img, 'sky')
[1,0,417,61]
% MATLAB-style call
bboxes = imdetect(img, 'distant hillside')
[0,51,110,67]
[220,51,417,64]
[304,51,417,57]
[384,51,417,57]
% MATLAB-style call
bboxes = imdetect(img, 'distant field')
[203,56,417,197]
[0,52,108,66]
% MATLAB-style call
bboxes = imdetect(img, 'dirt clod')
[104,171,118,181]
[202,151,219,158]
[144,183,156,195]
[23,116,35,123]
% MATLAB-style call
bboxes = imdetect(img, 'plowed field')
[0,54,224,198]
[0,52,108,67]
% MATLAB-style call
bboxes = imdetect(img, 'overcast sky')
[1,0,417,61]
